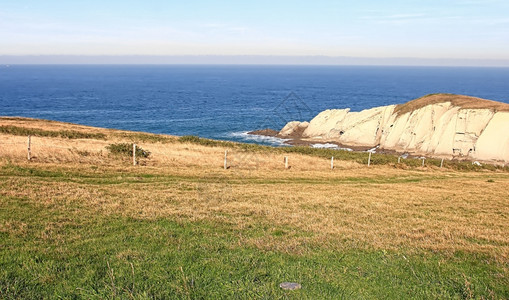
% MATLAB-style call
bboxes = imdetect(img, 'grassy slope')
[394,93,509,116]
[1,118,509,299]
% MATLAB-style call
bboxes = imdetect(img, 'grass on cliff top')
[1,162,508,299]
[394,93,509,116]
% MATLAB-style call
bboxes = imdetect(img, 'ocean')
[1,65,509,146]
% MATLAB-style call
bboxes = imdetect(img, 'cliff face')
[278,94,509,163]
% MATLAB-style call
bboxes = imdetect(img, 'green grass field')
[1,118,508,299]
[1,163,508,299]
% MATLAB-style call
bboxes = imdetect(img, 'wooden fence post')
[440,158,444,168]
[224,150,228,170]
[331,156,334,170]
[284,156,288,169]
[133,143,136,166]
[398,156,401,164]
[27,135,31,161]
[422,157,425,167]
[367,152,372,167]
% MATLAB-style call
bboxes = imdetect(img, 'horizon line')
[1,55,509,67]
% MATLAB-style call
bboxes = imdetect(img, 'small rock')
[279,282,302,290]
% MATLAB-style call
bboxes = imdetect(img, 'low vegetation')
[0,118,508,298]
[178,135,508,172]
[1,118,505,171]
[106,143,151,158]
[0,125,106,140]
[394,93,509,116]
[113,131,175,143]
[1,162,508,299]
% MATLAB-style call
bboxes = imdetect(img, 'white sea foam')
[311,143,352,151]
[228,131,290,146]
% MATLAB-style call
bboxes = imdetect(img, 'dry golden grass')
[2,160,508,260]
[394,93,509,116]
[1,117,509,261]
[0,117,364,171]
[0,117,111,134]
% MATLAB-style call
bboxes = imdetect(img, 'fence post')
[27,135,31,161]
[224,150,228,170]
[422,157,425,167]
[133,143,136,166]
[398,156,401,164]
[284,156,289,169]
[368,152,372,167]
[440,158,444,168]
[331,156,334,170]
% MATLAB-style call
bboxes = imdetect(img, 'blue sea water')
[1,65,509,146]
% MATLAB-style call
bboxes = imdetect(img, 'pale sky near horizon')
[1,0,509,60]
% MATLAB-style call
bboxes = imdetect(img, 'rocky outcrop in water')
[277,94,509,163]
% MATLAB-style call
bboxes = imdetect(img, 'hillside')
[1,117,509,298]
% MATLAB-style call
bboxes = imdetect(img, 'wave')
[227,131,290,146]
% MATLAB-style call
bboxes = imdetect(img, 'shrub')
[179,135,225,147]
[113,132,175,143]
[106,143,150,158]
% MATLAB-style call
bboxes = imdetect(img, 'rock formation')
[277,94,509,163]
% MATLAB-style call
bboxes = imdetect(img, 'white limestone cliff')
[278,94,509,163]
[279,121,309,137]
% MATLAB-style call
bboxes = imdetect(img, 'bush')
[179,135,225,147]
[106,143,150,158]
[113,132,175,143]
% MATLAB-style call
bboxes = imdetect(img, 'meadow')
[0,117,508,299]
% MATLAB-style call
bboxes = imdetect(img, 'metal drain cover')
[279,282,302,290]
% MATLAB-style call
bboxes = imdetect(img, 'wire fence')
[0,136,443,170]
[1,134,499,171]
[0,135,223,167]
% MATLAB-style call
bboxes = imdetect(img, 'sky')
[1,0,509,63]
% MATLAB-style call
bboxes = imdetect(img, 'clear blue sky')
[1,0,509,60]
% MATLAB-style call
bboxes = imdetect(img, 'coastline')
[248,94,509,165]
